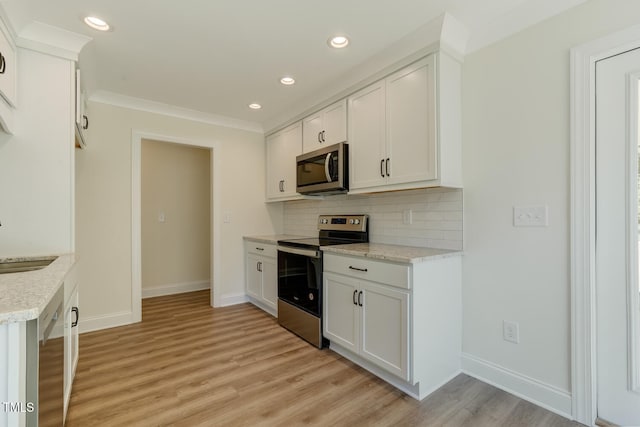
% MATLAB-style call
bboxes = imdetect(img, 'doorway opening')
[140,139,211,301]
[131,131,221,323]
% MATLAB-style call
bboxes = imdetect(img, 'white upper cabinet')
[302,99,347,153]
[266,121,302,201]
[348,52,462,194]
[0,20,16,134]
[0,26,17,108]
[386,56,436,185]
[75,69,88,148]
[348,81,386,190]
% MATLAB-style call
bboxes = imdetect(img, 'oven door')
[277,246,322,317]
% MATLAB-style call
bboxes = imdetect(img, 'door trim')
[570,23,640,425]
[131,130,221,322]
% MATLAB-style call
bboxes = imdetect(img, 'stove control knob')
[354,219,360,225]
[349,219,354,224]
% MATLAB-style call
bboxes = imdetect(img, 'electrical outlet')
[402,209,412,225]
[223,212,232,223]
[158,212,166,223]
[503,320,520,344]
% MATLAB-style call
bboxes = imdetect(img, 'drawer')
[324,253,410,289]
[246,242,277,258]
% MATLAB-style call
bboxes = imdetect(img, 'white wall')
[0,48,75,257]
[75,101,282,329]
[461,0,640,416]
[283,188,463,250]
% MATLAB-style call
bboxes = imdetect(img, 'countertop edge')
[0,253,76,324]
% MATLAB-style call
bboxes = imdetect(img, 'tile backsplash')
[283,188,463,250]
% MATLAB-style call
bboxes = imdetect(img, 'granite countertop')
[0,253,76,324]
[322,243,462,264]
[243,234,310,245]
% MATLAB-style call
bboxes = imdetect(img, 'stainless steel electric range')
[277,214,368,348]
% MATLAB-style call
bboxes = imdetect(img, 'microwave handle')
[324,152,333,183]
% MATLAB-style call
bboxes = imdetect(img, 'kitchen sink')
[0,256,58,274]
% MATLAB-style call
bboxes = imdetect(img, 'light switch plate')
[513,205,548,227]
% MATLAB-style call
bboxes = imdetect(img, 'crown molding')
[90,90,264,134]
[16,21,91,61]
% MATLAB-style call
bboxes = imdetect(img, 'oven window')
[278,251,322,316]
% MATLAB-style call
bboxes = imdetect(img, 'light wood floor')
[65,290,582,427]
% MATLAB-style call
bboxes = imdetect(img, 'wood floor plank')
[65,290,582,427]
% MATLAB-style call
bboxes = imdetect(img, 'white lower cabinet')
[323,252,461,400]
[324,272,409,380]
[245,241,278,316]
[63,265,79,420]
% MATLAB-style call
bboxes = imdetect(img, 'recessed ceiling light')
[248,103,262,110]
[328,35,349,49]
[84,16,110,31]
[280,76,295,86]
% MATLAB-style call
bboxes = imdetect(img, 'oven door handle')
[324,152,333,183]
[278,246,320,259]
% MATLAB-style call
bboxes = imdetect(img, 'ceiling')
[2,0,587,131]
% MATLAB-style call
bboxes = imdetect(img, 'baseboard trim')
[142,281,210,299]
[461,352,572,420]
[218,292,248,307]
[79,311,136,334]
[330,343,461,401]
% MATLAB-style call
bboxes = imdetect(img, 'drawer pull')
[348,266,368,272]
[256,247,264,251]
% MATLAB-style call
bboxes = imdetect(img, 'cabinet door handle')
[82,115,89,130]
[353,290,358,306]
[380,159,385,178]
[279,180,284,192]
[0,53,6,74]
[386,158,390,177]
[318,131,322,143]
[321,130,326,142]
[358,291,363,307]
[257,261,262,272]
[348,266,368,272]
[71,307,79,327]
[281,180,285,192]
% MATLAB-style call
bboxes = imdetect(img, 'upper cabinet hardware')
[82,115,89,130]
[0,53,5,74]
[385,158,390,177]
[71,307,79,327]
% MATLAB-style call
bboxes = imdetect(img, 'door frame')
[131,130,222,321]
[570,24,640,426]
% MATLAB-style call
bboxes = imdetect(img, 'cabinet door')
[386,56,437,185]
[322,99,347,146]
[323,272,359,353]
[348,81,387,191]
[360,281,410,381]
[266,122,302,200]
[246,253,262,300]
[302,112,324,153]
[0,28,16,107]
[261,257,278,312]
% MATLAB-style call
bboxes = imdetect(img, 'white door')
[360,281,410,381]
[595,47,640,426]
[323,272,359,353]
[386,56,437,185]
[348,81,387,190]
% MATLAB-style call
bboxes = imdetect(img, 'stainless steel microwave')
[296,142,348,195]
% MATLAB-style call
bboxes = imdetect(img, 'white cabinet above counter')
[302,99,347,154]
[349,52,461,194]
[265,121,303,202]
